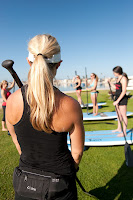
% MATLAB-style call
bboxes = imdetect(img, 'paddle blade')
[125,142,133,167]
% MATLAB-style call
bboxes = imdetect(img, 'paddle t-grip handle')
[2,60,23,88]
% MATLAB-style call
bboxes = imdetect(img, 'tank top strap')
[118,75,123,83]
[21,85,30,114]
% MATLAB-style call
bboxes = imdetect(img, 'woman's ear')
[26,57,32,67]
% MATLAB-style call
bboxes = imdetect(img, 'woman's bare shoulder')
[122,76,127,81]
[121,76,127,84]
[7,88,22,105]
[6,88,23,124]
[58,91,82,115]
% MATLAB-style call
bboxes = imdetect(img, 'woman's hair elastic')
[28,52,61,63]
[37,53,43,56]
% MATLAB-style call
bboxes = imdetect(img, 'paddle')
[76,176,98,199]
[13,82,15,93]
[85,67,89,114]
[108,81,133,167]
[1,60,23,88]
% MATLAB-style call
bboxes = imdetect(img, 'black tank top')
[14,85,75,176]
[76,82,82,90]
[115,76,123,96]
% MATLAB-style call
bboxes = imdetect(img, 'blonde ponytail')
[27,34,60,133]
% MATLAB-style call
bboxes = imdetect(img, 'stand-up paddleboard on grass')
[83,111,133,121]
[81,102,106,109]
[67,129,133,147]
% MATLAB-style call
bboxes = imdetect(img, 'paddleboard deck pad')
[81,102,106,108]
[83,111,133,121]
[67,129,133,147]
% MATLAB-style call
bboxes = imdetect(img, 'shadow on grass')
[128,116,133,120]
[82,106,109,110]
[84,121,115,125]
[89,159,133,200]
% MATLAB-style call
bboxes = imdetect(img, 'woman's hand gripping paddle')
[2,60,23,88]
[108,81,133,167]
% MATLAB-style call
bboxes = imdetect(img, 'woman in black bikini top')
[73,75,84,106]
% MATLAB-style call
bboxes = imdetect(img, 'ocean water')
[0,83,105,98]
[58,83,105,92]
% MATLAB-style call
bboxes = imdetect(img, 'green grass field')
[0,90,133,200]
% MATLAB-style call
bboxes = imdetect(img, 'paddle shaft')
[85,67,89,114]
[76,176,98,199]
[108,82,127,141]
[2,60,23,88]
[9,70,23,88]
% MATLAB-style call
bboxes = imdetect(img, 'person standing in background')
[1,80,15,131]
[87,73,99,116]
[73,75,84,106]
[108,66,128,137]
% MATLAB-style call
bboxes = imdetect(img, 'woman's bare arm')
[1,90,7,102]
[108,79,116,89]
[8,79,15,90]
[69,101,85,169]
[6,118,21,155]
[6,89,23,155]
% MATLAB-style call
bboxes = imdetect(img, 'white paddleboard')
[67,129,133,147]
[83,111,133,121]
[81,102,106,108]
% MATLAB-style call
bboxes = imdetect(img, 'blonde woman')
[73,75,84,106]
[6,34,84,200]
[1,80,15,131]
[87,73,99,116]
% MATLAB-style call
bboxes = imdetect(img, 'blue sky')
[0,0,133,81]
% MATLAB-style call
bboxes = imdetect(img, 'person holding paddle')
[87,73,99,116]
[6,34,84,200]
[108,66,128,137]
[0,79,15,131]
[73,75,84,106]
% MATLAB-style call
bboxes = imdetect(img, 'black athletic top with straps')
[115,76,123,96]
[115,76,127,105]
[14,85,75,176]
[76,82,82,90]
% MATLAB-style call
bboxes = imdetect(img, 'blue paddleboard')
[81,102,106,109]
[67,129,133,147]
[83,111,133,121]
